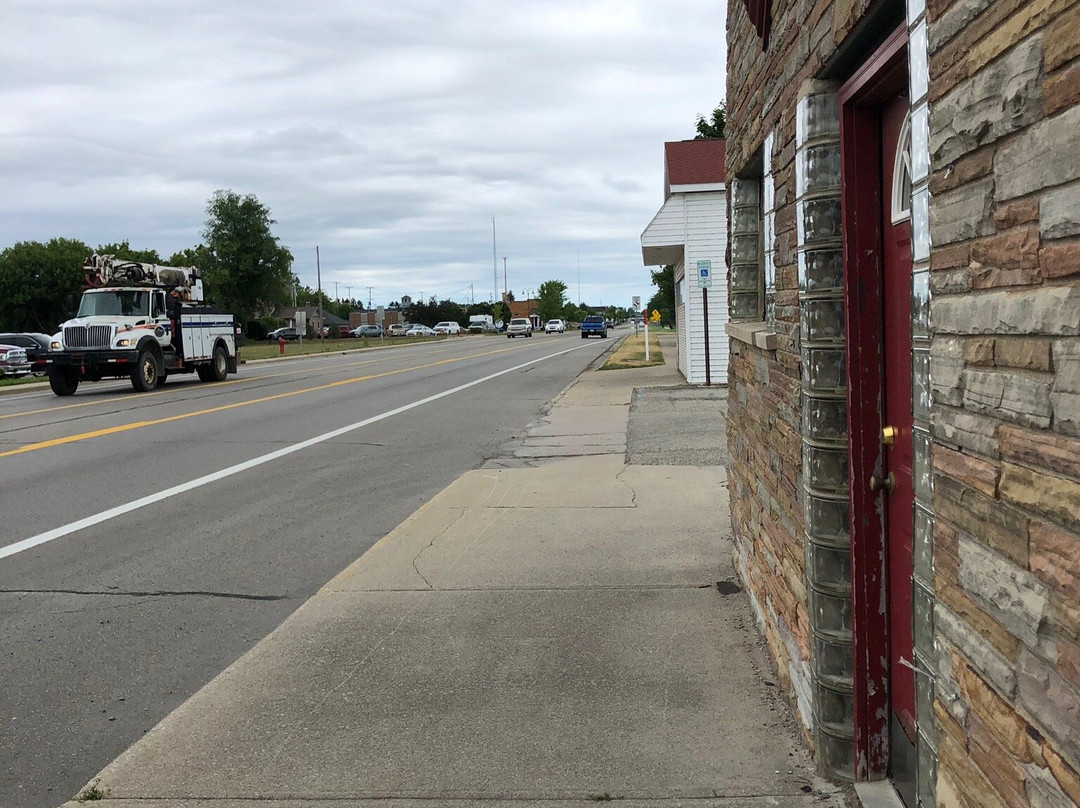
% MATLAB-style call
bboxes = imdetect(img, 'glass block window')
[729,177,764,321]
[763,132,777,324]
[797,87,853,782]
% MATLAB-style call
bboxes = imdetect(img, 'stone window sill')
[725,321,777,350]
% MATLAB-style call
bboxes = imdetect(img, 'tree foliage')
[97,241,163,264]
[0,238,92,332]
[647,265,676,326]
[168,245,212,269]
[199,190,295,325]
[694,101,726,139]
[536,279,568,322]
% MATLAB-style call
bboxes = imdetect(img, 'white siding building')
[640,139,729,385]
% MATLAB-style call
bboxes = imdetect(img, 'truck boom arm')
[84,254,202,300]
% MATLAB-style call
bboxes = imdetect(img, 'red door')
[880,94,917,808]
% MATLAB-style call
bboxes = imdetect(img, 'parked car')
[0,332,50,375]
[544,319,566,334]
[0,343,31,378]
[506,317,533,338]
[405,324,435,337]
[351,324,383,338]
[336,324,351,337]
[387,323,410,337]
[433,321,462,335]
[267,327,300,342]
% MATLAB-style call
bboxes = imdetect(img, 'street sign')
[632,295,640,309]
[696,260,713,288]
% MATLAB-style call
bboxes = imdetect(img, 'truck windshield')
[77,290,150,318]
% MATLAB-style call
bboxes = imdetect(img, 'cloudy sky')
[1,0,727,309]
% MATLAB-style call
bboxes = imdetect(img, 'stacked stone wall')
[926,0,1080,805]
[729,337,810,734]
[726,0,1080,800]
[726,0,865,749]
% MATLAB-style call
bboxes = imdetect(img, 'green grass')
[237,334,468,360]
[0,374,46,389]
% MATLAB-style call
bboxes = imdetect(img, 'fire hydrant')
[278,336,286,355]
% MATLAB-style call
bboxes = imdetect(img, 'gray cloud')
[1,0,727,306]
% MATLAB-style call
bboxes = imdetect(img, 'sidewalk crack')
[615,465,638,507]
[410,508,473,589]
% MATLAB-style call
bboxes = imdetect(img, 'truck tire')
[581,332,587,338]
[48,367,79,396]
[131,349,160,392]
[209,345,229,382]
[196,365,212,382]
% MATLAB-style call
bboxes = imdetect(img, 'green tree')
[96,241,163,264]
[168,245,212,269]
[200,190,294,325]
[0,238,91,332]
[695,101,726,139]
[402,298,467,328]
[536,279,568,322]
[647,265,675,325]
[563,301,590,322]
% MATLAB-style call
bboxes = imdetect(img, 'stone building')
[722,0,1079,805]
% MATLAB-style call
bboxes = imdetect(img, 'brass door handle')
[882,425,897,446]
[870,472,895,494]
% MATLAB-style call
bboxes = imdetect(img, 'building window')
[891,113,913,224]
[729,177,763,321]
[763,132,777,324]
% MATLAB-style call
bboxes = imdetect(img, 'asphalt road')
[0,333,615,808]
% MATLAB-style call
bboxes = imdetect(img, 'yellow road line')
[0,344,523,458]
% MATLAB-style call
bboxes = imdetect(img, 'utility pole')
[334,281,339,301]
[503,257,507,301]
[577,251,581,304]
[316,246,324,338]
[492,217,498,303]
[368,287,373,309]
[347,285,351,303]
[470,284,474,305]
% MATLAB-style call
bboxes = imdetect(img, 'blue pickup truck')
[580,315,608,339]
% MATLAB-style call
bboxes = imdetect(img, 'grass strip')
[600,332,664,370]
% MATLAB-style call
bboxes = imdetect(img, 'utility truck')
[46,254,239,396]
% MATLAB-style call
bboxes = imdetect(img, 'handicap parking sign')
[696,260,712,288]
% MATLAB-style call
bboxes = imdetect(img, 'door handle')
[882,425,896,446]
[869,472,895,494]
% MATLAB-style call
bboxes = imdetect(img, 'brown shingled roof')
[664,139,726,197]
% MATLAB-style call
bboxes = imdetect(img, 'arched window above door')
[891,112,913,224]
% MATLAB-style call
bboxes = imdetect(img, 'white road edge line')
[1,342,594,561]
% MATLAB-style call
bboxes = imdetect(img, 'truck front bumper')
[47,349,140,372]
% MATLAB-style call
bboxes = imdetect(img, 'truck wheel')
[131,350,160,392]
[581,332,587,339]
[196,365,212,382]
[48,367,79,396]
[209,345,229,382]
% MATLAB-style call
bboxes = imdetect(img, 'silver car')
[506,318,533,338]
[0,344,30,377]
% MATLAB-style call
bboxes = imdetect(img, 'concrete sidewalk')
[66,334,848,808]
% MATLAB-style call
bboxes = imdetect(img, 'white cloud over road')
[1,0,727,308]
